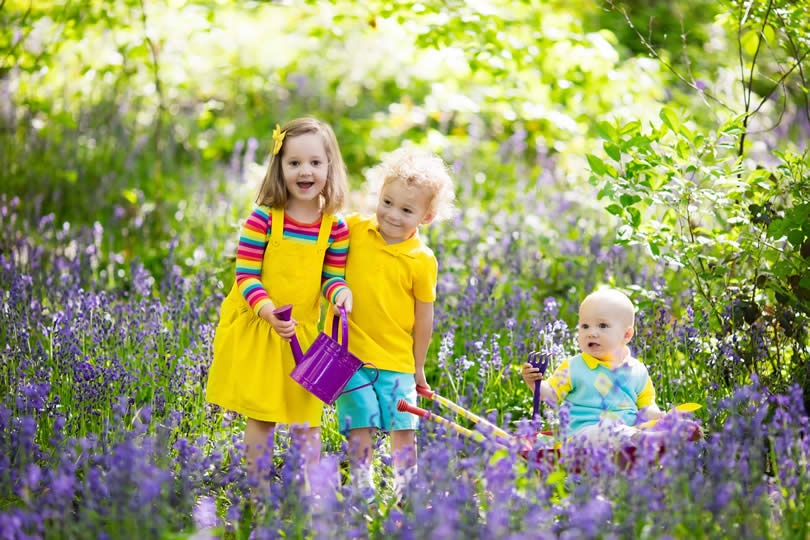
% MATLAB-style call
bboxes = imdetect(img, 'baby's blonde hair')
[367,146,456,222]
[581,288,636,327]
[256,117,348,215]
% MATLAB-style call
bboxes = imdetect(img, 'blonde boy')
[522,288,664,444]
[332,147,455,497]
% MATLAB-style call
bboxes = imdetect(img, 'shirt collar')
[368,215,421,252]
[582,351,631,370]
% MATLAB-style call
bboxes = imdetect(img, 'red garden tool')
[396,397,555,461]
[396,399,510,448]
[414,385,515,444]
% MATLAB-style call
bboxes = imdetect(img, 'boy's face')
[376,180,434,244]
[576,297,634,362]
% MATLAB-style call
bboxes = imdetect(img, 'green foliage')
[588,0,721,60]
[583,0,810,394]
[590,107,809,389]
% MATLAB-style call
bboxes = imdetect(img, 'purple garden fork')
[527,351,550,421]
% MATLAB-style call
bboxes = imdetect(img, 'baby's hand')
[521,362,542,389]
[334,288,353,313]
[258,304,297,341]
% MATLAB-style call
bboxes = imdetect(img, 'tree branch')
[139,0,166,162]
[751,47,810,116]
[775,9,810,124]
[604,0,734,113]
[747,81,787,134]
[738,0,749,110]
[745,0,774,115]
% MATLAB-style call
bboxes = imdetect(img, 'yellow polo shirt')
[329,213,437,373]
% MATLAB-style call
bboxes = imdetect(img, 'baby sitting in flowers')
[522,288,678,445]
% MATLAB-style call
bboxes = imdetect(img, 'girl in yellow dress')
[206,117,353,486]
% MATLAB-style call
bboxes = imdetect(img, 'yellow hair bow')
[272,124,286,155]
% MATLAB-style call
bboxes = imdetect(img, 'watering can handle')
[328,306,379,395]
[340,363,380,395]
[330,306,350,360]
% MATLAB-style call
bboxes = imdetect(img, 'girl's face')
[280,133,329,206]
[376,179,434,244]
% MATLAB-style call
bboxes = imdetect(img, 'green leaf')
[649,240,660,256]
[546,470,566,486]
[597,182,615,200]
[618,121,641,136]
[605,204,623,216]
[787,229,805,247]
[623,135,650,151]
[619,194,639,207]
[595,121,617,143]
[762,24,776,45]
[772,260,793,279]
[676,139,689,159]
[768,218,789,239]
[741,29,760,56]
[604,142,621,161]
[586,154,607,175]
[627,206,641,227]
[659,107,679,132]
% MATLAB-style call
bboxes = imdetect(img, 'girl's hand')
[334,288,353,313]
[521,362,542,391]
[258,304,297,341]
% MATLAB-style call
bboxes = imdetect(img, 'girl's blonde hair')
[367,146,456,222]
[256,117,348,215]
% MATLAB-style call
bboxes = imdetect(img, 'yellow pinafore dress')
[206,208,334,426]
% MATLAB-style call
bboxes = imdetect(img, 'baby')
[521,288,665,445]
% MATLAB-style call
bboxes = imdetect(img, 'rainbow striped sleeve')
[235,206,273,315]
[321,216,349,304]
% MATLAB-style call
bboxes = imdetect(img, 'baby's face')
[576,297,634,361]
[376,180,434,244]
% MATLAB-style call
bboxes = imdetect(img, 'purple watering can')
[274,304,378,406]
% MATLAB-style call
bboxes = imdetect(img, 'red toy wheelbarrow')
[396,352,702,473]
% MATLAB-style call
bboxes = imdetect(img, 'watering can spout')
[273,304,303,364]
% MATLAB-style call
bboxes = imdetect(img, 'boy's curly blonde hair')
[367,146,456,222]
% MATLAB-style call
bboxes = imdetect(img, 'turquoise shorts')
[335,367,419,434]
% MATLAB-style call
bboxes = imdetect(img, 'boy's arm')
[413,300,433,388]
[537,380,559,404]
[639,403,665,420]
[636,376,664,420]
